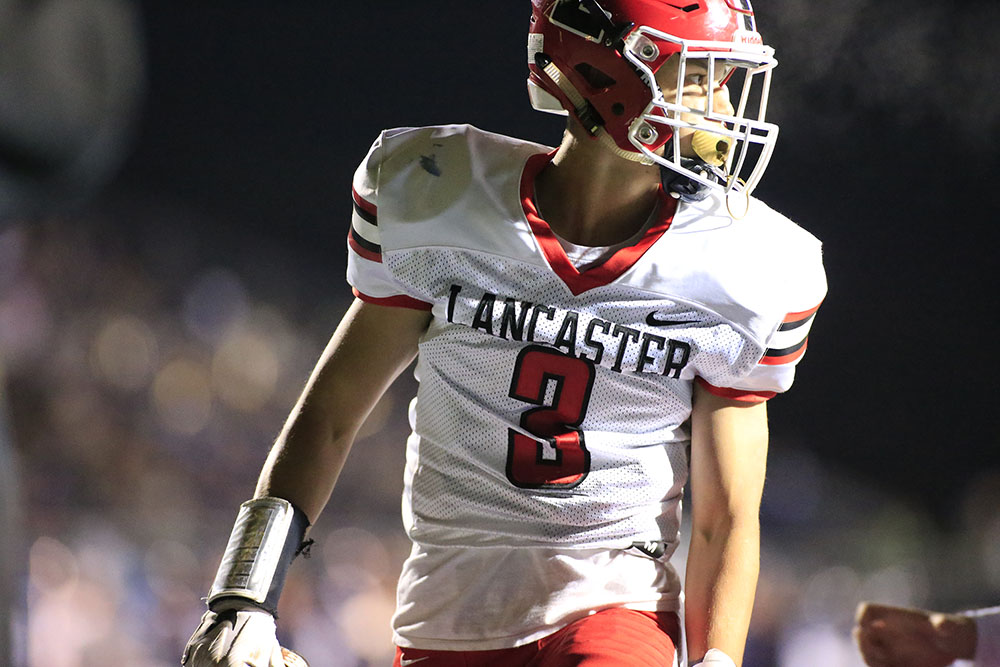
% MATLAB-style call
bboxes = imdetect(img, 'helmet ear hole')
[573,63,616,91]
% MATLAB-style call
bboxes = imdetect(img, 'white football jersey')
[348,123,825,554]
[348,124,825,649]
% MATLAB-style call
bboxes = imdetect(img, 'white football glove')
[182,607,285,667]
[691,648,737,667]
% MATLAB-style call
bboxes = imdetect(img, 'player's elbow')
[691,505,760,547]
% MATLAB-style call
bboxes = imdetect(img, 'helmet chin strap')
[659,151,725,203]
[535,52,727,203]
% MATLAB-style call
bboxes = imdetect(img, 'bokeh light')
[90,315,158,391]
[151,358,213,436]
[211,328,279,413]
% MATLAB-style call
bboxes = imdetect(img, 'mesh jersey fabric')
[347,123,825,550]
[391,543,681,651]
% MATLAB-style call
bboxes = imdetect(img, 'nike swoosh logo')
[645,313,700,327]
[666,2,700,12]
[400,657,431,666]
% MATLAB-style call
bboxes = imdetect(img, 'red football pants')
[393,608,680,667]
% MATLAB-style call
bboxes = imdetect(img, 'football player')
[855,602,1000,667]
[183,1,826,666]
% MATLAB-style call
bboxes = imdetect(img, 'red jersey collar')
[520,151,676,296]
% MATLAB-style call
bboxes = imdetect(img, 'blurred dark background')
[1,1,997,665]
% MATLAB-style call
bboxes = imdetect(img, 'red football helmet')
[528,0,779,196]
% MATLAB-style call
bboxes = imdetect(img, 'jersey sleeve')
[698,235,827,403]
[346,132,432,311]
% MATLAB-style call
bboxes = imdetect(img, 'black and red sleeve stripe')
[759,302,821,366]
[349,186,382,263]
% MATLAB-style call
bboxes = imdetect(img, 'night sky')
[75,1,1000,519]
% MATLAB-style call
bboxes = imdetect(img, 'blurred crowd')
[1,201,998,667]
[1,207,415,665]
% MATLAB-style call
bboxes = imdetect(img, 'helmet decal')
[548,0,619,44]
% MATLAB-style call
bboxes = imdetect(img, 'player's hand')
[854,602,977,667]
[181,607,285,667]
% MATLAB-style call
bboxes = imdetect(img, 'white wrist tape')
[207,497,311,615]
[693,648,737,667]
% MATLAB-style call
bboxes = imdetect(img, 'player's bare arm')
[255,298,431,521]
[182,299,429,667]
[685,382,769,666]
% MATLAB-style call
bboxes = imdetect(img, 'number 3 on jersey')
[506,345,595,489]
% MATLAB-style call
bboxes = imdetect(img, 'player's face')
[654,56,735,158]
